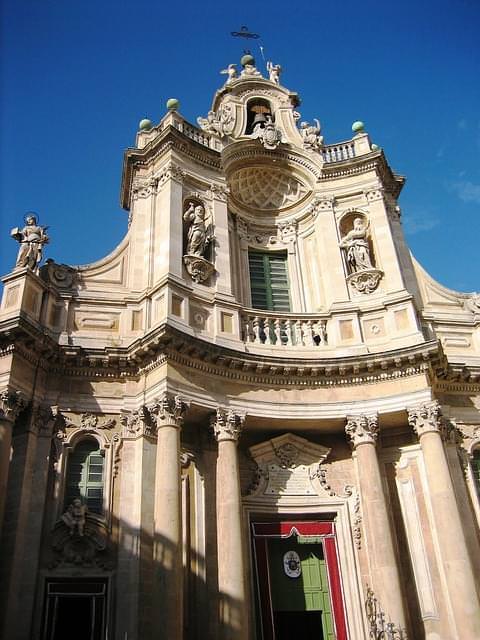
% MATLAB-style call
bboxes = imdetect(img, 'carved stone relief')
[229,167,309,211]
[50,500,110,569]
[245,433,331,498]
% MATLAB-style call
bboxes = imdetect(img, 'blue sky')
[1,0,479,292]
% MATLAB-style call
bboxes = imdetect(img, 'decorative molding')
[407,401,443,438]
[365,586,408,639]
[149,392,189,430]
[0,390,26,423]
[347,269,383,295]
[183,255,215,284]
[211,407,245,442]
[50,500,110,569]
[80,413,116,430]
[132,176,158,200]
[120,406,154,438]
[345,414,379,448]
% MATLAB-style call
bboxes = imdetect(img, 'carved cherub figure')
[266,61,282,84]
[11,213,49,271]
[220,64,237,83]
[62,498,87,536]
[300,119,323,150]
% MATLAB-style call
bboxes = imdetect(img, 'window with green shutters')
[64,439,105,514]
[472,449,480,496]
[248,250,291,312]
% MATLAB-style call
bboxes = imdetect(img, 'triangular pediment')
[249,433,330,468]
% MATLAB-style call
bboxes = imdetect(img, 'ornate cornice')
[121,126,222,210]
[1,316,447,387]
[211,407,245,443]
[345,414,379,448]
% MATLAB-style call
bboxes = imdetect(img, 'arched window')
[64,439,105,514]
[245,98,273,135]
[472,449,480,496]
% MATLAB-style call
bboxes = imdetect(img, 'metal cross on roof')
[230,26,260,40]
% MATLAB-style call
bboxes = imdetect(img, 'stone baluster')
[0,390,25,537]
[211,408,248,640]
[408,402,480,639]
[253,317,260,344]
[345,414,408,633]
[150,392,189,640]
[274,318,282,345]
[294,320,302,346]
[263,318,272,345]
[284,319,292,345]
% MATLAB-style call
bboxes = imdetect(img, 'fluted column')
[212,408,247,640]
[0,391,25,538]
[151,393,189,640]
[345,414,408,632]
[408,401,480,639]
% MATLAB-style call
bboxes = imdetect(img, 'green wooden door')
[268,538,335,639]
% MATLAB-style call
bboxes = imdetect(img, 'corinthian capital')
[345,414,379,448]
[211,407,245,443]
[149,392,189,430]
[407,401,442,438]
[0,390,26,424]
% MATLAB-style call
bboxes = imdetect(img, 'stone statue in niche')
[300,119,324,151]
[339,217,383,294]
[339,217,373,273]
[183,200,215,284]
[11,213,49,271]
[220,63,237,83]
[266,61,282,84]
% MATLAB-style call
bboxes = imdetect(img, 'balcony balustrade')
[242,311,328,347]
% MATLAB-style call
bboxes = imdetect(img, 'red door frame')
[252,521,348,640]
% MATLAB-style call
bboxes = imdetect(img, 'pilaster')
[116,407,157,639]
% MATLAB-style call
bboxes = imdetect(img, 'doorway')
[252,521,347,640]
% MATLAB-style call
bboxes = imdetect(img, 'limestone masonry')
[1,54,480,639]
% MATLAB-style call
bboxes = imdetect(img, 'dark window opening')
[42,579,108,640]
[245,98,273,135]
[64,439,104,514]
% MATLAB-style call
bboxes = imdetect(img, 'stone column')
[212,408,248,640]
[116,407,157,639]
[150,392,189,640]
[345,414,408,633]
[408,402,480,639]
[0,390,25,538]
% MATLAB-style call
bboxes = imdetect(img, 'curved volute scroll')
[338,213,383,295]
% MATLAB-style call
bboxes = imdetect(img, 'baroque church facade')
[1,54,480,639]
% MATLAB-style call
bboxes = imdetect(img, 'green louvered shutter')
[65,440,105,514]
[472,450,480,496]
[248,250,291,312]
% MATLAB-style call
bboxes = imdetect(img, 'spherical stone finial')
[166,98,180,111]
[241,53,255,67]
[352,120,365,133]
[371,143,379,151]
[139,118,153,131]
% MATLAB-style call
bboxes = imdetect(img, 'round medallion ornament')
[283,550,302,578]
